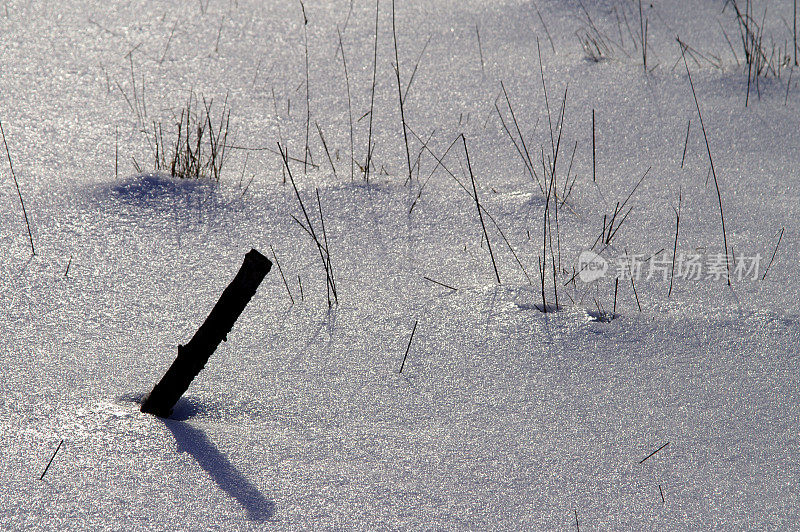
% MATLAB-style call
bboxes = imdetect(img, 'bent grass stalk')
[668,187,682,298]
[278,142,337,305]
[409,125,530,284]
[680,41,731,285]
[403,34,432,105]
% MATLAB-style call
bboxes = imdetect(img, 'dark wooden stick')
[141,249,271,417]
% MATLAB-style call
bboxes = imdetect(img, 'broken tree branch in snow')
[141,249,272,417]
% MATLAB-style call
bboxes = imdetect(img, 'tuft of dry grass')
[151,92,231,181]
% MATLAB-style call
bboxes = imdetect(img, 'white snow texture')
[1,0,799,529]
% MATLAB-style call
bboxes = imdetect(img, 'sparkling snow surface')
[1,0,799,529]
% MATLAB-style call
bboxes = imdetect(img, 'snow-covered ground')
[1,0,799,529]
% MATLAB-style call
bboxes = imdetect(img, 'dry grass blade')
[392,0,413,185]
[532,0,555,53]
[409,131,456,214]
[592,109,597,183]
[560,140,579,207]
[399,320,418,373]
[409,125,531,284]
[499,81,543,194]
[762,227,784,280]
[680,40,731,285]
[337,27,355,182]
[0,117,35,255]
[680,118,690,168]
[423,276,457,291]
[668,187,682,298]
[463,135,500,284]
[494,97,540,192]
[300,1,311,173]
[278,143,337,305]
[316,188,337,303]
[270,245,294,305]
[365,0,379,182]
[402,34,432,105]
[639,441,670,464]
[475,22,485,74]
[39,439,63,480]
[315,121,337,177]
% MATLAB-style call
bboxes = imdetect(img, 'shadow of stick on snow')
[163,419,275,521]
